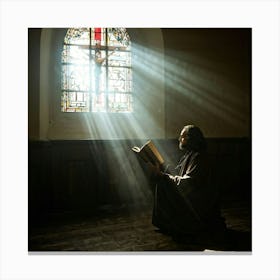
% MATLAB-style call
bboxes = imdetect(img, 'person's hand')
[169,174,190,185]
[173,175,181,185]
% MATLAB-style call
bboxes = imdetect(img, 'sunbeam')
[29,28,252,254]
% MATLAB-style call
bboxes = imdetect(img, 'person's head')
[178,125,206,152]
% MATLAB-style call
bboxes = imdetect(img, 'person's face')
[178,128,188,150]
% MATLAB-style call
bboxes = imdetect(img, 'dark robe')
[152,150,226,237]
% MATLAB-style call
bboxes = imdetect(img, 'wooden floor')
[29,199,251,253]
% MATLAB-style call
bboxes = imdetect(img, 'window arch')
[61,28,132,113]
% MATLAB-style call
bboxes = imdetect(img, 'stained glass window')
[61,28,132,112]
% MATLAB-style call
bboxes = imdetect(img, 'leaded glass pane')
[108,93,132,112]
[107,51,131,67]
[107,28,131,49]
[91,28,106,47]
[62,65,89,91]
[64,28,90,45]
[61,91,90,112]
[108,67,132,93]
[62,45,89,64]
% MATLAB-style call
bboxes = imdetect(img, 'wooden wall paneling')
[28,138,251,215]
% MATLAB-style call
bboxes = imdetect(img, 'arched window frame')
[61,28,133,113]
[39,28,164,140]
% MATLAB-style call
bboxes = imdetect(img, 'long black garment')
[152,150,225,236]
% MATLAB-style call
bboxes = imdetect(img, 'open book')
[132,140,165,167]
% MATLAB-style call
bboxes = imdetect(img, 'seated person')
[147,125,227,245]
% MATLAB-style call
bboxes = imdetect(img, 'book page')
[147,141,164,165]
[132,146,141,153]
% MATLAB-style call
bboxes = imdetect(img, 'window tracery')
[61,28,132,112]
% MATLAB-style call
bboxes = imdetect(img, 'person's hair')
[183,125,207,152]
